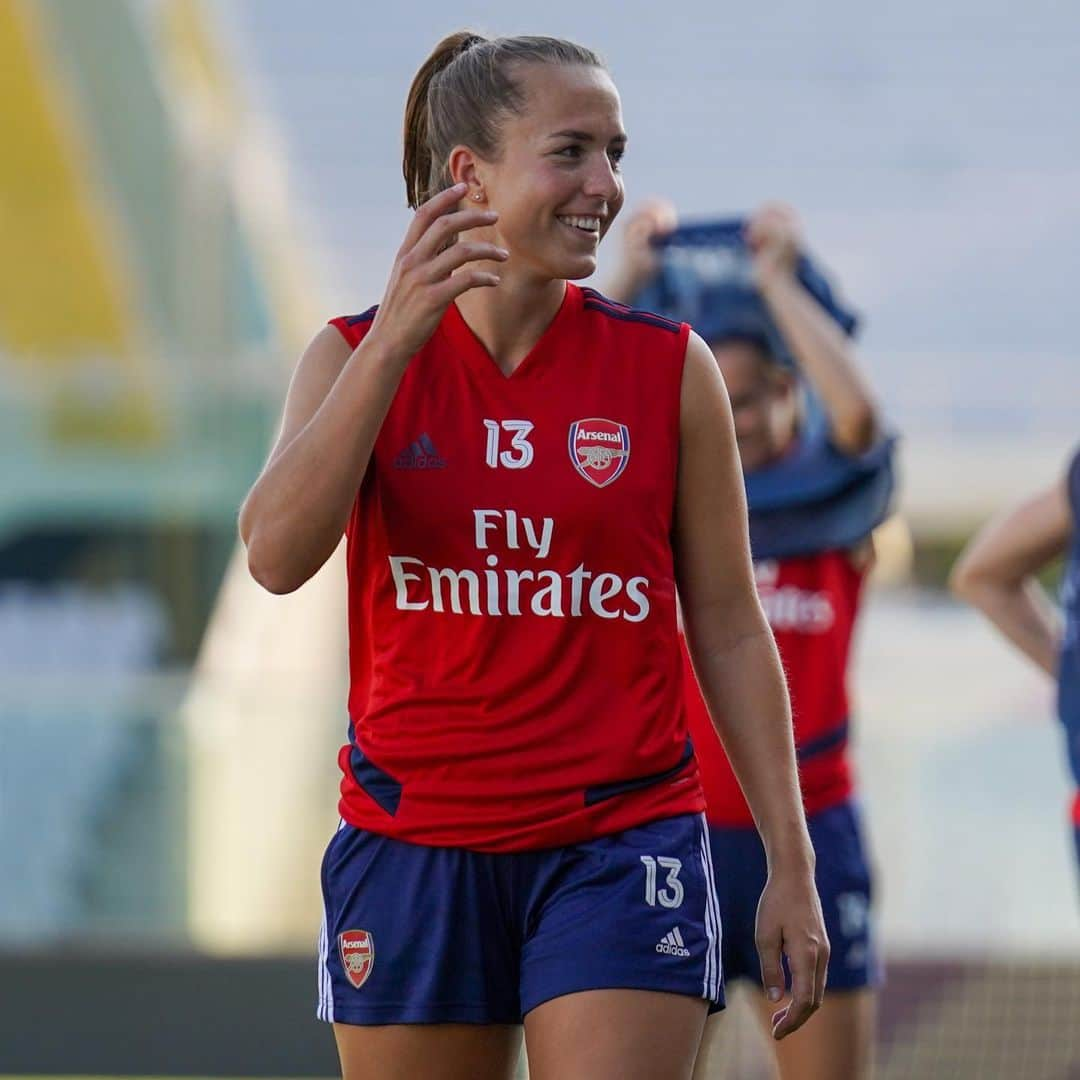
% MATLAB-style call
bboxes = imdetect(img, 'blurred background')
[0,0,1077,1076]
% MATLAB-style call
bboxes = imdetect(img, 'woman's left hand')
[754,859,829,1039]
[746,202,801,288]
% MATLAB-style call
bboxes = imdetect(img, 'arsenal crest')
[568,418,630,488]
[339,929,374,990]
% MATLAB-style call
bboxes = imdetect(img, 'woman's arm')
[749,204,880,456]
[239,184,506,594]
[674,331,827,1038]
[949,478,1072,677]
[238,325,406,594]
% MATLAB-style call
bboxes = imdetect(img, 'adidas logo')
[394,433,447,470]
[656,926,690,958]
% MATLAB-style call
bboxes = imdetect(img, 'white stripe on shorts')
[316,908,332,1022]
[316,819,347,1022]
[698,813,723,1000]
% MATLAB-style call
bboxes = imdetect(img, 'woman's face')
[473,63,626,282]
[713,341,799,472]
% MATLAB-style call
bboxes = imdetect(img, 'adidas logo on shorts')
[656,926,690,957]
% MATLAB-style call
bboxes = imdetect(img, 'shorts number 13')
[640,855,684,909]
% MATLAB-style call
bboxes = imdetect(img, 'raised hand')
[369,182,509,363]
[746,202,801,288]
[604,197,677,303]
[623,197,677,278]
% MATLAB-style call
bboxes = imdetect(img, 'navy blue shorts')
[316,814,724,1025]
[710,800,880,992]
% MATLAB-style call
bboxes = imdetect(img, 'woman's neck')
[454,272,567,376]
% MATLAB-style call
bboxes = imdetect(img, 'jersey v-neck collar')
[441,282,580,383]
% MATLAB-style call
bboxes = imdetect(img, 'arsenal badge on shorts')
[339,929,374,990]
[568,418,631,488]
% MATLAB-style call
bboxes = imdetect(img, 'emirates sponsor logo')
[755,562,834,632]
[387,508,651,623]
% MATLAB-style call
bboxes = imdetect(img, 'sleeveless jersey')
[683,550,865,826]
[328,284,705,852]
[1058,447,1080,827]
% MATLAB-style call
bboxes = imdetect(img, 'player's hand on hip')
[754,861,829,1040]
[746,202,801,289]
[369,182,508,363]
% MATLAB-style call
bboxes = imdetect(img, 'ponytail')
[402,31,487,209]
[401,31,605,210]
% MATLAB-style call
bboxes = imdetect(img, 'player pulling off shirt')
[608,201,893,1080]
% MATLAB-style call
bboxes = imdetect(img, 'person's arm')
[674,331,828,1038]
[748,204,880,456]
[239,184,506,594]
[602,198,677,304]
[949,478,1072,677]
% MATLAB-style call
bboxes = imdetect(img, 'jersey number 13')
[483,419,534,470]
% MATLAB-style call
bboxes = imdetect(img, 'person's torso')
[684,548,865,827]
[1058,446,1080,823]
[331,285,705,851]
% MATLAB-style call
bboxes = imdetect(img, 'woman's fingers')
[397,183,469,254]
[814,934,829,1007]
[432,268,502,304]
[412,207,500,261]
[425,239,508,282]
[631,197,677,237]
[746,203,801,254]
[756,925,785,1005]
[374,184,506,361]
[771,943,819,1039]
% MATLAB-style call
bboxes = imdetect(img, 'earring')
[473,193,482,201]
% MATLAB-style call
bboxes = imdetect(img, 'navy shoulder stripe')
[345,304,379,326]
[583,299,682,334]
[580,286,630,309]
[580,288,681,334]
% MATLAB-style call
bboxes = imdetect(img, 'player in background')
[951,449,1080,882]
[608,202,889,1080]
[239,33,827,1080]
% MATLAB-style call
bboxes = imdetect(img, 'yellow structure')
[0,0,156,442]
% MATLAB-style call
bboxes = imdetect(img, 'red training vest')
[684,550,865,827]
[329,284,705,851]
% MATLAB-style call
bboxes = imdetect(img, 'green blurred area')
[0,0,286,948]
[0,0,280,548]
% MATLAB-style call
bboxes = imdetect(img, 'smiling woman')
[237,28,827,1080]
[402,36,627,315]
